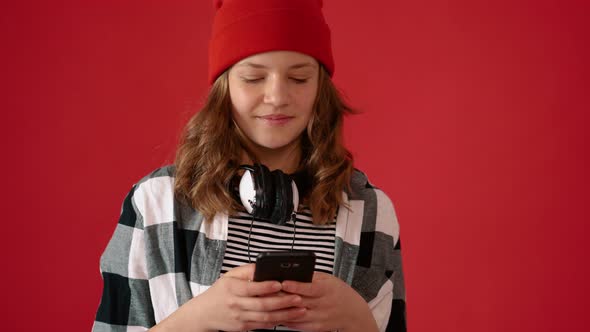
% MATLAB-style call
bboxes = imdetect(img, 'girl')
[93,1,406,331]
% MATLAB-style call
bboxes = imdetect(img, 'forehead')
[234,51,319,70]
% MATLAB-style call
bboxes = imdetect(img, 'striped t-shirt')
[221,208,336,275]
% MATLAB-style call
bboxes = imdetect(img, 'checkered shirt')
[92,166,406,331]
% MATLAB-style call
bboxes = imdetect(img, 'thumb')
[224,263,255,280]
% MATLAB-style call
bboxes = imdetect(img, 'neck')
[241,138,302,174]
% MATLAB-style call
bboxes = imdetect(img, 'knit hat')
[208,0,334,84]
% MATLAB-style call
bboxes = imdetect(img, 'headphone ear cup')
[238,169,256,214]
[291,177,299,214]
[256,164,274,220]
[282,172,295,223]
[269,170,293,225]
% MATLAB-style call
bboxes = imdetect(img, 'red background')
[2,0,589,331]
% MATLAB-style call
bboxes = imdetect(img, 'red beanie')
[208,0,334,84]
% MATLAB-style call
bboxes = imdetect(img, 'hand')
[279,272,379,332]
[152,264,306,332]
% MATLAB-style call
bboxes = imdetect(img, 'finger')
[238,306,307,325]
[281,279,320,297]
[223,263,256,280]
[236,293,302,311]
[227,278,282,297]
[295,296,321,310]
[282,310,333,332]
[257,290,290,298]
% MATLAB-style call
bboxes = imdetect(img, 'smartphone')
[253,251,316,282]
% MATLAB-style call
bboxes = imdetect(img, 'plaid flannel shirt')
[92,166,407,331]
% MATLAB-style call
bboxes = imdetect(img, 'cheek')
[230,88,259,114]
[229,92,247,114]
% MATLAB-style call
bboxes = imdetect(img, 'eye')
[241,77,264,83]
[291,78,309,84]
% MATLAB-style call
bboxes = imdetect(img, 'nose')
[263,75,290,108]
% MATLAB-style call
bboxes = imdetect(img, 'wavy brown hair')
[174,66,356,225]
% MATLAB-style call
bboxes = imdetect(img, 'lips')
[260,114,292,120]
[257,114,294,126]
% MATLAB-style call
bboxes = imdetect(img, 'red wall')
[3,0,589,331]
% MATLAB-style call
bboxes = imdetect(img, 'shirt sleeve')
[386,238,407,332]
[367,239,407,332]
[368,189,407,332]
[92,185,156,331]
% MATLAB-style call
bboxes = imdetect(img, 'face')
[228,51,319,154]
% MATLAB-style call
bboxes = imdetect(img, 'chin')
[256,142,291,150]
[253,137,297,151]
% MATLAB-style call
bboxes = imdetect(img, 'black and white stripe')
[221,208,336,275]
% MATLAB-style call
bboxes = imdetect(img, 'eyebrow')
[236,62,317,70]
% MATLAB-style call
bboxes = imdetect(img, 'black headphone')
[236,164,310,225]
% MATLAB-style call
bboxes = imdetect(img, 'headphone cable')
[247,215,255,264]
